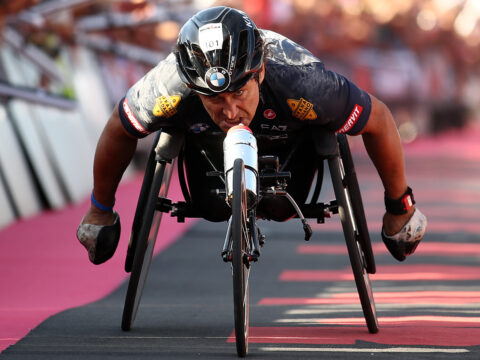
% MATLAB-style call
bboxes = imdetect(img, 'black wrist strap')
[385,186,415,215]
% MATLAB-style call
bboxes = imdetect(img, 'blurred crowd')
[235,0,480,138]
[2,0,480,139]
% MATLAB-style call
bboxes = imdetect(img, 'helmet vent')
[190,43,210,68]
[219,37,230,68]
[251,29,264,67]
[235,29,249,74]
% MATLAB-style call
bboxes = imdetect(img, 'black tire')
[125,132,161,273]
[121,159,174,331]
[231,158,250,357]
[329,155,379,334]
[337,134,376,274]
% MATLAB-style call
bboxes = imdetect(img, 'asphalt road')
[2,132,480,359]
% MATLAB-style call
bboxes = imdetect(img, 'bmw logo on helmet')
[205,67,231,92]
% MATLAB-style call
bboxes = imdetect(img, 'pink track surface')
[0,171,197,352]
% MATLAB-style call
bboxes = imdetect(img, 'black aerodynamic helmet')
[175,6,264,95]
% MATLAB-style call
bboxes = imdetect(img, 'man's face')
[198,66,265,132]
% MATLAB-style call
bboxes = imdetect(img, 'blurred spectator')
[0,0,39,33]
[0,0,39,16]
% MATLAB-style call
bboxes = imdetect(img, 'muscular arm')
[358,94,406,198]
[357,94,414,234]
[86,103,138,224]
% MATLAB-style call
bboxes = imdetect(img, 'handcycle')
[120,124,379,357]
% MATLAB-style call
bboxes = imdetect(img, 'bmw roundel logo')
[205,67,231,92]
[210,72,225,86]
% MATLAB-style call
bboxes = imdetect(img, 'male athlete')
[77,6,426,265]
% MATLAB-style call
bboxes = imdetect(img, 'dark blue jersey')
[119,30,371,142]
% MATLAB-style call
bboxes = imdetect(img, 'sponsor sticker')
[337,104,363,134]
[199,23,223,52]
[153,95,181,118]
[287,98,317,120]
[122,99,149,135]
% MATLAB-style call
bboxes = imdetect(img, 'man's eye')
[208,95,221,102]
[235,90,244,96]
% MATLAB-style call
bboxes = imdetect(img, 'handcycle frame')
[120,127,379,357]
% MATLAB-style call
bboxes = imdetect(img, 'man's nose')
[222,98,238,119]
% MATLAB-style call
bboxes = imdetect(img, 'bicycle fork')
[221,212,262,265]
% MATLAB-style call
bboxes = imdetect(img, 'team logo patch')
[205,67,231,92]
[153,95,181,118]
[287,98,317,120]
[263,109,276,119]
[337,104,363,133]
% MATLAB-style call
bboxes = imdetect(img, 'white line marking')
[274,315,480,324]
[260,346,470,353]
[322,285,480,293]
[285,304,480,315]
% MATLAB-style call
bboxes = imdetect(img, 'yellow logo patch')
[153,95,181,117]
[287,98,317,120]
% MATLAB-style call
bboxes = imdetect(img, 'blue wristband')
[91,191,114,212]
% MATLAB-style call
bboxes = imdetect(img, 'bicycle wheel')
[337,134,375,274]
[125,132,161,273]
[328,155,379,334]
[121,158,174,331]
[231,158,251,357]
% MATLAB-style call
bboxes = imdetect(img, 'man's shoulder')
[147,53,190,97]
[261,30,329,95]
[261,35,329,108]
[127,53,198,116]
[260,29,321,67]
